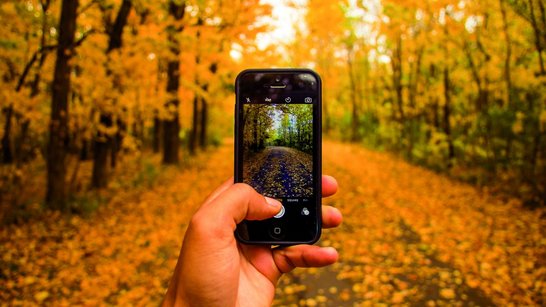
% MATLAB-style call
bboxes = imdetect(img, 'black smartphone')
[234,68,322,245]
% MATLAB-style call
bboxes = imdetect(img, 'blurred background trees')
[0,0,545,216]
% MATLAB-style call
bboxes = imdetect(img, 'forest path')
[1,140,544,305]
[275,140,545,306]
[246,146,313,197]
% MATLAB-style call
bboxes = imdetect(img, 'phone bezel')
[234,68,322,245]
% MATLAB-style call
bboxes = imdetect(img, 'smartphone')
[234,69,322,245]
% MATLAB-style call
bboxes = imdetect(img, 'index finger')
[204,175,338,207]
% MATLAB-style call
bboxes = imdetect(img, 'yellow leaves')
[34,291,49,302]
[512,112,524,134]
[1,144,233,305]
[391,290,408,304]
[282,140,546,306]
[304,298,317,306]
[439,288,456,299]
[24,276,36,285]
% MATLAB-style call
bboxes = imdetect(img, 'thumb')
[197,183,282,233]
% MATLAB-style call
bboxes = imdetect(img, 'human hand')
[162,175,342,307]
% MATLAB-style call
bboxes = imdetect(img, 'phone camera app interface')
[242,103,313,199]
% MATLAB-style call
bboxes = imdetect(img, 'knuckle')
[231,183,255,196]
[189,211,214,233]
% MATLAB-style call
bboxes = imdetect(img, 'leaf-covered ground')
[1,140,545,306]
[244,146,313,198]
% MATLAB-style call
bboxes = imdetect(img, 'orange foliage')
[2,141,545,305]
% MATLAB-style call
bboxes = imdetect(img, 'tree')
[162,0,185,164]
[46,0,78,208]
[91,0,133,188]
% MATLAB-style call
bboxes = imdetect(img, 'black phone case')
[234,68,322,245]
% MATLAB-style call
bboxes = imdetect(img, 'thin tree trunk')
[500,0,513,106]
[162,0,185,164]
[189,94,200,155]
[392,35,405,122]
[347,47,359,142]
[91,0,132,187]
[443,67,455,164]
[153,115,162,153]
[529,0,545,75]
[1,106,14,164]
[500,0,514,164]
[91,114,112,188]
[199,84,209,148]
[46,0,78,208]
[189,16,202,155]
[199,99,207,148]
[443,22,455,166]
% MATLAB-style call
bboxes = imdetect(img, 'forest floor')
[1,140,545,306]
[244,146,313,198]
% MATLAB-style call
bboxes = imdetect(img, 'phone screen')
[235,69,321,244]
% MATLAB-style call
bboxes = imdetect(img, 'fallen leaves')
[276,140,546,306]
[0,144,233,305]
[1,140,545,305]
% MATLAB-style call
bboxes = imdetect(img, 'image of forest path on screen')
[243,104,313,198]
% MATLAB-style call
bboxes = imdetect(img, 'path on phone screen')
[246,146,313,198]
[1,140,544,305]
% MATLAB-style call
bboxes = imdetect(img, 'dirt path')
[1,140,544,305]
[276,140,546,306]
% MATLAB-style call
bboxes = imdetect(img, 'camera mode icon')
[304,97,312,103]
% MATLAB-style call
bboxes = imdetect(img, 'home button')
[269,224,285,240]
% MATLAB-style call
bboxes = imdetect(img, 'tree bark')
[443,24,455,166]
[529,0,545,75]
[162,0,185,164]
[443,66,455,164]
[198,63,216,149]
[500,0,513,106]
[1,106,14,164]
[46,0,78,208]
[91,0,132,187]
[189,94,200,155]
[391,35,405,122]
[188,16,202,155]
[199,84,209,148]
[91,114,112,188]
[347,47,360,142]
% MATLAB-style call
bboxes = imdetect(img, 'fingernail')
[265,197,281,208]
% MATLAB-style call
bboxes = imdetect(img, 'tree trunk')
[91,0,132,187]
[199,84,209,148]
[1,106,13,164]
[162,0,185,164]
[443,66,455,164]
[46,0,78,208]
[347,47,359,142]
[392,35,405,122]
[443,24,455,166]
[189,94,200,155]
[15,120,30,165]
[500,0,513,106]
[529,0,545,75]
[91,114,112,188]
